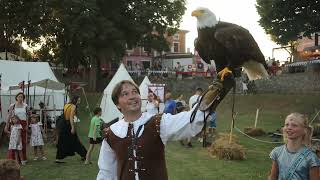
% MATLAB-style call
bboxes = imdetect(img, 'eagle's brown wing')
[214,24,267,68]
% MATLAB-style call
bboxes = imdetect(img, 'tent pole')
[43,79,48,108]
[0,73,2,119]
[27,72,30,105]
[9,89,12,104]
[43,80,49,136]
[64,84,69,104]
[27,80,31,106]
[32,86,36,108]
[22,81,25,94]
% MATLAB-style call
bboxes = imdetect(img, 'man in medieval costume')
[96,80,210,180]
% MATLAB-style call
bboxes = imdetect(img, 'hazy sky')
[180,0,290,61]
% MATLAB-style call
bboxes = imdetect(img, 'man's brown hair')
[111,80,140,106]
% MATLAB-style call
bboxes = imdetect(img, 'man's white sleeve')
[96,139,118,180]
[160,105,206,144]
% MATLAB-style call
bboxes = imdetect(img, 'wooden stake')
[254,108,260,128]
[229,119,234,144]
[229,112,237,144]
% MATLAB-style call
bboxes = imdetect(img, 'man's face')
[116,83,141,114]
[165,92,171,100]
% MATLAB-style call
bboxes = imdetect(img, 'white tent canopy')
[139,76,151,112]
[9,79,65,91]
[139,76,151,100]
[100,64,135,122]
[0,60,66,122]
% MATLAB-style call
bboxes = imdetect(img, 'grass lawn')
[1,92,320,180]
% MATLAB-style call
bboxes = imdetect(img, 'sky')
[180,0,290,62]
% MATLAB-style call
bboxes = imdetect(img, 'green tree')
[256,0,320,61]
[1,0,186,90]
[43,0,186,90]
[0,0,49,58]
[256,0,320,45]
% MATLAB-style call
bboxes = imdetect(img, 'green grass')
[1,93,320,180]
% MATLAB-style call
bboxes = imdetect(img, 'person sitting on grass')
[85,107,103,165]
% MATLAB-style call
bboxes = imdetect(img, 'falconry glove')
[198,80,223,112]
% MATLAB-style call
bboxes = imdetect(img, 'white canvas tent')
[100,64,135,122]
[0,60,66,122]
[139,76,151,112]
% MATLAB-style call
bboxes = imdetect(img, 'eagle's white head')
[191,7,218,29]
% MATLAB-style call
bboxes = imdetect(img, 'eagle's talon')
[217,67,232,81]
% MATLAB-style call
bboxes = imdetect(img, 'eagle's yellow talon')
[218,67,232,81]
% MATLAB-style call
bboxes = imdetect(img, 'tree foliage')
[256,0,320,45]
[1,0,186,68]
[0,0,49,60]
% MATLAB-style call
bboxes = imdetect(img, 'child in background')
[268,112,320,180]
[8,115,24,165]
[0,159,24,180]
[84,107,103,165]
[29,114,46,160]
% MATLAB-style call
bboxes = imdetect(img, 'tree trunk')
[88,50,110,91]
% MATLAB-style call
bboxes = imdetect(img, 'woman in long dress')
[5,92,29,164]
[55,96,87,163]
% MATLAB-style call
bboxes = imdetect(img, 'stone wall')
[253,72,320,94]
[144,72,320,96]
[53,67,320,95]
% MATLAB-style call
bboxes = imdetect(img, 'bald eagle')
[192,7,269,81]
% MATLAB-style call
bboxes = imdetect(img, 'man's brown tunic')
[106,115,167,180]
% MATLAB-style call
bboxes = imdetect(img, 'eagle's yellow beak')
[191,10,202,17]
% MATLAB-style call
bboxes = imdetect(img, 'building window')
[126,44,134,52]
[142,61,150,69]
[173,42,179,52]
[173,33,179,40]
[127,60,133,70]
[142,47,148,53]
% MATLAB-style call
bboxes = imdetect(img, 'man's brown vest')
[106,114,168,180]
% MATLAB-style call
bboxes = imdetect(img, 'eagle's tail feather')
[242,60,269,81]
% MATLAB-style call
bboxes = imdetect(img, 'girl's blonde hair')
[11,115,21,124]
[283,112,313,146]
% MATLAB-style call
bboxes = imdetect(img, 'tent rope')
[234,126,283,144]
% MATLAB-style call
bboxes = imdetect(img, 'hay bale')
[244,127,266,136]
[208,133,246,160]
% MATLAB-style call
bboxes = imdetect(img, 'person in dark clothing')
[55,96,87,163]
